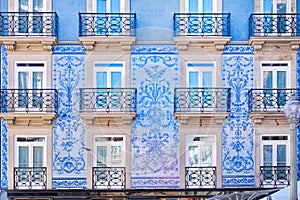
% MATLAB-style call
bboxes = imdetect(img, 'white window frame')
[260,0,291,13]
[185,135,216,167]
[92,0,126,13]
[184,0,220,12]
[93,135,126,167]
[186,62,216,87]
[93,62,125,88]
[260,135,290,166]
[14,61,47,89]
[14,136,47,167]
[260,61,291,88]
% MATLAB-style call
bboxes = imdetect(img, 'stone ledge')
[249,37,300,51]
[249,112,288,126]
[174,112,229,125]
[0,113,57,126]
[80,113,136,126]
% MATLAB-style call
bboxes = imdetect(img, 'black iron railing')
[80,88,136,113]
[248,88,300,112]
[79,13,136,36]
[185,167,216,188]
[0,89,58,113]
[0,12,58,36]
[174,87,231,113]
[14,167,47,190]
[260,166,290,188]
[174,13,230,36]
[92,167,126,189]
[249,13,300,36]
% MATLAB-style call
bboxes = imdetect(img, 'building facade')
[0,0,300,199]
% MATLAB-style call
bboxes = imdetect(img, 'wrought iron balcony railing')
[80,88,136,113]
[79,13,136,36]
[0,89,58,114]
[249,13,300,36]
[174,13,230,36]
[92,167,126,189]
[260,166,290,188]
[14,167,47,190]
[248,88,300,112]
[174,87,231,113]
[185,167,216,188]
[0,12,58,36]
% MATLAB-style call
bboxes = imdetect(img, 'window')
[186,136,216,167]
[94,136,125,167]
[94,63,124,88]
[186,0,218,13]
[93,0,125,13]
[14,0,46,34]
[15,136,46,167]
[261,62,290,107]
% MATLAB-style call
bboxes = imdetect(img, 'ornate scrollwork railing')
[14,167,47,190]
[174,13,230,36]
[248,88,300,112]
[79,13,136,36]
[80,88,136,113]
[249,13,300,36]
[185,167,216,188]
[0,89,58,113]
[174,87,231,113]
[0,12,58,36]
[92,167,126,189]
[260,166,290,188]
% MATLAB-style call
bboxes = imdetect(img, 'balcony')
[0,12,58,50]
[14,167,47,190]
[249,13,300,50]
[185,167,216,188]
[79,88,136,125]
[174,88,230,124]
[0,89,58,126]
[260,166,290,188]
[92,167,126,189]
[173,13,231,50]
[78,13,136,50]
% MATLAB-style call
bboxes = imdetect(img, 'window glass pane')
[97,0,106,12]
[263,0,273,13]
[97,146,107,167]
[33,72,43,89]
[19,146,29,167]
[277,145,286,166]
[188,146,199,166]
[18,72,28,89]
[201,145,212,166]
[33,0,43,12]
[111,72,121,88]
[189,72,199,87]
[203,71,212,87]
[277,0,286,14]
[203,0,212,12]
[189,0,199,12]
[110,0,120,12]
[263,145,273,166]
[19,0,29,12]
[263,71,273,88]
[111,145,122,166]
[33,146,43,167]
[277,71,286,88]
[96,72,107,88]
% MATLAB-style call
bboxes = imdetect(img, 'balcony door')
[187,63,215,109]
[94,0,124,34]
[15,0,45,34]
[15,63,46,109]
[187,0,218,34]
[262,0,291,34]
[261,62,290,108]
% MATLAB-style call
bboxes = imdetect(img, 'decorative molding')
[174,112,229,125]
[78,37,136,51]
[0,113,57,126]
[222,175,255,187]
[249,37,300,51]
[131,45,180,188]
[223,44,254,54]
[0,37,57,51]
[80,113,136,126]
[52,178,87,189]
[52,44,86,54]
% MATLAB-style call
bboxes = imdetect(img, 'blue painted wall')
[53,0,85,41]
[297,0,300,13]
[131,0,180,41]
[223,0,254,41]
[0,0,8,12]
